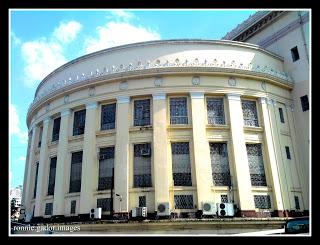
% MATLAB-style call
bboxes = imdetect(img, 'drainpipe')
[298,11,309,64]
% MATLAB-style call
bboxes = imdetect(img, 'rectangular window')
[52,117,61,142]
[221,195,228,203]
[170,97,188,124]
[254,195,271,209]
[209,143,231,186]
[134,99,151,126]
[294,196,300,210]
[174,195,194,209]
[101,103,116,130]
[70,200,76,214]
[33,162,39,198]
[47,157,57,196]
[98,147,115,190]
[38,126,43,147]
[285,146,291,159]
[279,108,285,123]
[207,98,225,125]
[133,143,152,188]
[172,142,192,186]
[73,109,86,136]
[291,46,300,62]
[242,100,259,127]
[69,151,83,193]
[97,198,112,212]
[139,196,146,207]
[300,95,309,112]
[45,203,53,215]
[246,144,267,186]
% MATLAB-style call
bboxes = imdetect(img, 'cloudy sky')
[9,9,256,189]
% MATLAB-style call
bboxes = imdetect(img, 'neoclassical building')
[21,37,308,221]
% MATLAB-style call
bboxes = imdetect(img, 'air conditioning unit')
[132,207,147,218]
[202,202,217,216]
[90,208,102,219]
[217,203,235,217]
[140,148,151,156]
[157,202,170,216]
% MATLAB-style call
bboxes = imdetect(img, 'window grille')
[294,196,300,210]
[98,147,114,190]
[101,103,116,130]
[254,195,271,209]
[134,143,152,187]
[139,196,146,207]
[134,99,151,126]
[69,151,83,193]
[73,109,86,136]
[300,95,309,112]
[209,143,231,186]
[33,162,39,198]
[70,200,76,214]
[207,98,225,125]
[242,100,259,127]
[285,146,291,159]
[47,157,57,196]
[170,98,188,124]
[45,203,53,215]
[172,142,192,186]
[97,198,111,212]
[279,108,285,123]
[174,195,194,209]
[38,126,43,147]
[246,144,267,186]
[52,117,61,141]
[221,195,228,203]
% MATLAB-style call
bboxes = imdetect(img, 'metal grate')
[174,195,194,209]
[101,103,116,130]
[69,151,83,193]
[134,143,152,187]
[172,142,192,186]
[209,143,231,186]
[70,200,76,214]
[207,98,225,125]
[294,196,300,210]
[97,198,112,212]
[33,162,39,198]
[246,144,267,186]
[139,196,146,207]
[221,195,228,203]
[242,100,259,127]
[254,195,271,209]
[98,147,114,190]
[47,157,57,196]
[134,99,151,126]
[170,98,188,124]
[45,203,53,215]
[52,117,61,141]
[73,109,86,136]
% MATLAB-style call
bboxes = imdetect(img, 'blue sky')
[9,9,257,189]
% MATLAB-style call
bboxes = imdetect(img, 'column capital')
[117,95,130,104]
[152,93,166,100]
[258,97,268,105]
[43,117,50,124]
[60,108,71,117]
[85,102,98,110]
[226,93,241,101]
[190,91,204,99]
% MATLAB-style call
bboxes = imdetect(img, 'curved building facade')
[22,40,307,221]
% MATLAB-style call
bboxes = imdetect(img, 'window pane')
[70,200,76,214]
[133,143,152,187]
[45,203,53,215]
[38,127,43,147]
[98,147,115,190]
[170,98,188,124]
[47,157,57,196]
[33,162,39,198]
[172,142,192,186]
[246,144,267,186]
[279,108,285,123]
[73,109,86,136]
[174,195,194,209]
[285,146,291,159]
[207,98,225,125]
[242,100,259,127]
[254,195,271,209]
[101,103,116,130]
[52,117,61,141]
[300,95,309,112]
[291,46,300,62]
[69,151,83,193]
[210,143,231,186]
[97,198,112,212]
[139,196,146,207]
[134,99,150,126]
[294,196,300,210]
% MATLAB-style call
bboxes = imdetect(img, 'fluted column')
[34,117,50,217]
[152,93,170,210]
[190,92,212,210]
[226,94,255,216]
[114,96,130,214]
[79,102,98,214]
[53,109,71,216]
[259,97,284,214]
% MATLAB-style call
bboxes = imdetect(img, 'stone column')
[259,97,284,215]
[53,109,71,217]
[190,92,213,210]
[79,102,98,215]
[152,93,170,211]
[114,96,130,215]
[34,117,50,217]
[226,94,255,216]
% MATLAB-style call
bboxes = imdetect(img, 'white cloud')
[18,156,26,162]
[10,104,28,144]
[108,10,135,22]
[53,21,82,44]
[11,31,21,45]
[84,21,160,54]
